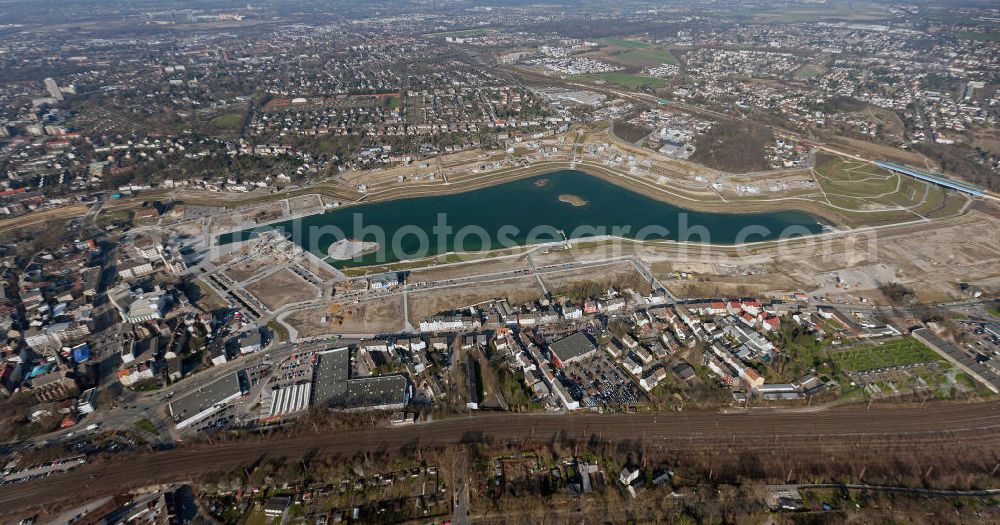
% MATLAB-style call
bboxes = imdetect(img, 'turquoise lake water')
[218,170,825,266]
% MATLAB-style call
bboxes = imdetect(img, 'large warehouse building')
[169,373,244,429]
[548,332,598,368]
[313,347,409,411]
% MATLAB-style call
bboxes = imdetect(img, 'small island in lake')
[558,194,588,207]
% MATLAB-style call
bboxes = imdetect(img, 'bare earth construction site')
[191,126,1000,341]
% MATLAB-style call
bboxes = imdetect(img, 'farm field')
[830,338,944,372]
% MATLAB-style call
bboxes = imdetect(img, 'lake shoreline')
[200,160,856,243]
[327,161,849,227]
[219,170,826,267]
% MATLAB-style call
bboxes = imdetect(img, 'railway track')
[3,401,1000,517]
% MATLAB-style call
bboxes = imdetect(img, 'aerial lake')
[219,170,825,266]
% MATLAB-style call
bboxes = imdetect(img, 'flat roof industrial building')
[314,347,408,411]
[313,347,351,406]
[169,372,243,429]
[343,376,408,411]
[548,332,598,366]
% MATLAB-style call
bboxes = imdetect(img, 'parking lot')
[243,361,274,388]
[1,456,86,485]
[560,353,642,407]
[269,352,316,390]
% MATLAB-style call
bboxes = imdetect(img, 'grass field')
[959,31,1000,43]
[814,155,899,197]
[267,320,290,342]
[811,153,968,226]
[600,38,679,66]
[614,47,679,66]
[830,338,943,373]
[793,64,824,80]
[244,508,278,525]
[135,418,158,435]
[987,304,1000,318]
[210,113,242,130]
[581,73,668,89]
[96,208,132,227]
[602,38,649,49]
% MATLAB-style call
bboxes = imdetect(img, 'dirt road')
[4,401,1000,517]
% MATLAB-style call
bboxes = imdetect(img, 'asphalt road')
[5,400,1000,518]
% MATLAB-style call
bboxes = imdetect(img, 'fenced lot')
[830,338,943,372]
